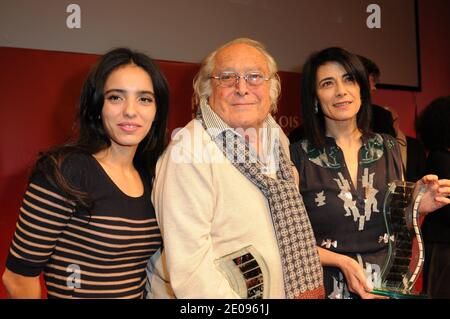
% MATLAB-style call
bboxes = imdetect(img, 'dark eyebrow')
[318,77,334,85]
[104,89,155,97]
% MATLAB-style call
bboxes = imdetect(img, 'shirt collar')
[323,132,376,148]
[302,132,385,169]
[199,103,282,176]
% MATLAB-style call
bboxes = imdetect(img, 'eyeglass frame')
[210,71,271,87]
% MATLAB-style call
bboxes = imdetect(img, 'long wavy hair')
[33,48,169,210]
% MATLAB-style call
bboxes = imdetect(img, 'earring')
[98,115,101,120]
[314,100,319,114]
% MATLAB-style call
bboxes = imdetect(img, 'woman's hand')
[2,268,41,299]
[338,256,379,299]
[317,247,388,299]
[417,175,450,215]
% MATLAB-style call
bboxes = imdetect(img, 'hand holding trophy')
[372,180,426,298]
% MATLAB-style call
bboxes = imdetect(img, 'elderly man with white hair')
[146,38,324,299]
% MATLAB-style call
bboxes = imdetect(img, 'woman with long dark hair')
[290,47,450,299]
[2,48,169,298]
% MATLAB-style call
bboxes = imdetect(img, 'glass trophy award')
[214,245,270,299]
[372,180,427,298]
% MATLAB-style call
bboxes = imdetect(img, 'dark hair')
[371,104,396,137]
[416,96,450,151]
[34,48,170,210]
[301,47,372,149]
[357,55,381,83]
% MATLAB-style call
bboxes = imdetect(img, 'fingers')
[438,186,450,193]
[437,186,450,199]
[361,273,374,292]
[349,279,369,298]
[420,174,438,184]
[350,267,374,298]
[435,196,450,205]
[366,292,390,299]
[341,257,378,299]
[354,282,377,299]
[359,291,376,299]
[435,184,450,202]
[437,179,450,187]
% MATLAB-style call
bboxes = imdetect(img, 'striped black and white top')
[6,153,161,299]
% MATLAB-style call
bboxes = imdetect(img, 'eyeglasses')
[210,71,270,87]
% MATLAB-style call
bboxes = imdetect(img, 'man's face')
[208,43,271,131]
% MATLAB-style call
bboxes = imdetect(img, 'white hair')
[192,38,281,113]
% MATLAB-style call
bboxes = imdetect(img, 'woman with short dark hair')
[290,47,450,299]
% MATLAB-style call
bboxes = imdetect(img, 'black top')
[290,134,403,298]
[6,153,161,299]
[371,104,396,138]
[405,136,426,182]
[288,125,306,144]
[421,149,450,243]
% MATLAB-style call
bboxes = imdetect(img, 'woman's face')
[102,63,156,151]
[315,61,361,125]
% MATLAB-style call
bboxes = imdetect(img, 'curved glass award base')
[214,245,270,299]
[372,181,428,299]
[372,288,427,299]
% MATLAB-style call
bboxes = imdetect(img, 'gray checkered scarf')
[197,110,324,299]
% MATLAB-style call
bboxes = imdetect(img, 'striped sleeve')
[6,172,75,276]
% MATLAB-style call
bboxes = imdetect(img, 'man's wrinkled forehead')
[213,43,269,73]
